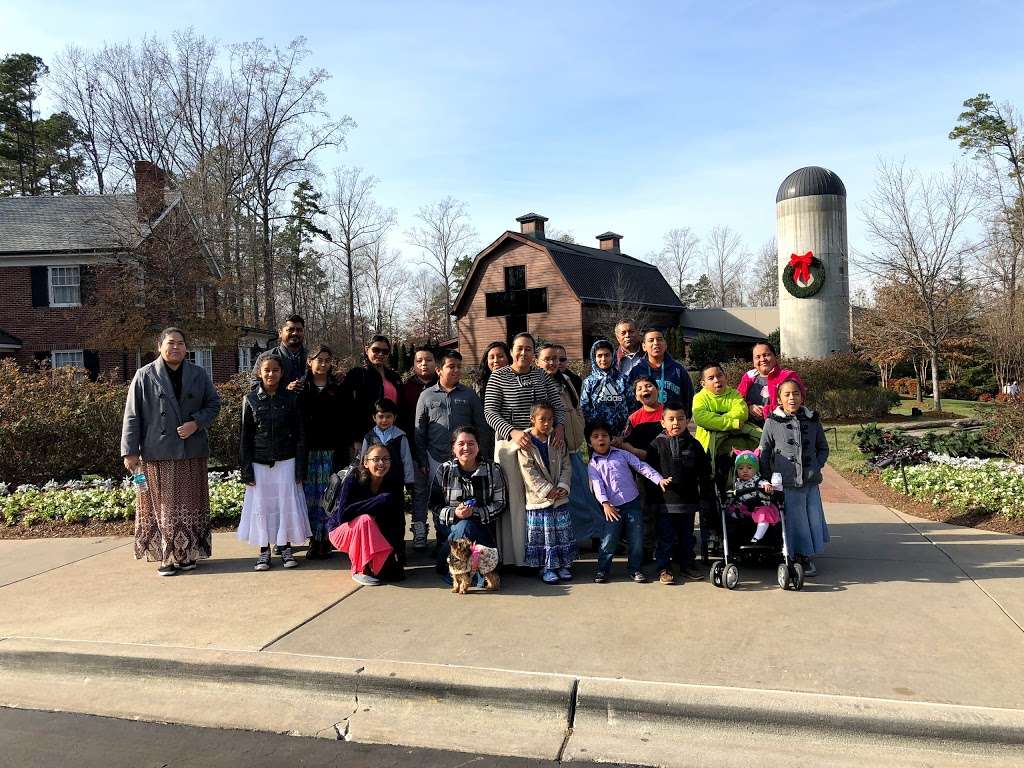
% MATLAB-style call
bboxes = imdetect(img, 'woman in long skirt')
[121,327,221,576]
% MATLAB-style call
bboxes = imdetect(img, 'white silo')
[775,166,850,358]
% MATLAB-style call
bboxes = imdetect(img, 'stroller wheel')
[711,560,724,588]
[777,563,790,590]
[791,562,805,591]
[724,563,739,590]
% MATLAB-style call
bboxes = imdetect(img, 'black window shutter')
[31,267,49,307]
[84,350,100,381]
[79,265,93,304]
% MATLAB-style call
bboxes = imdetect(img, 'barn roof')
[452,231,684,314]
[776,166,846,203]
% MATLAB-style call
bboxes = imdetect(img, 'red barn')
[453,213,684,363]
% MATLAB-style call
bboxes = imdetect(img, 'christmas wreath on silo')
[783,251,825,298]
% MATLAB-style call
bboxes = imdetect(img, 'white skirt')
[238,459,313,547]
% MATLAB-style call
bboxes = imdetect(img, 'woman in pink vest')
[736,341,804,427]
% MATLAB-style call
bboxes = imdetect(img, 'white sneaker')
[352,572,381,586]
[412,521,428,551]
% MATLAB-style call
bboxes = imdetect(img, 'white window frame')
[189,347,213,376]
[48,265,81,307]
[51,349,85,370]
[238,345,253,373]
[195,285,206,318]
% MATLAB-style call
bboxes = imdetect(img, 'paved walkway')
[1,476,1023,766]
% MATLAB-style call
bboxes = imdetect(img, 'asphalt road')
[0,707,640,768]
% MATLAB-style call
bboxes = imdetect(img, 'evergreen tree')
[0,53,48,195]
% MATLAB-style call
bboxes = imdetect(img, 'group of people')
[120,315,831,586]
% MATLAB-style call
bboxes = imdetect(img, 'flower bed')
[881,455,1024,520]
[0,472,246,528]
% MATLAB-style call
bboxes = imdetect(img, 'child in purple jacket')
[586,420,671,583]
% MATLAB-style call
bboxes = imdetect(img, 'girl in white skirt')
[239,353,312,570]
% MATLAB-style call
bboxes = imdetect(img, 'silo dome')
[776,166,847,203]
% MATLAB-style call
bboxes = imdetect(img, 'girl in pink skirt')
[327,444,406,585]
[729,451,781,543]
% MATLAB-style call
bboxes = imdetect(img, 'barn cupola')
[596,231,623,253]
[516,212,548,239]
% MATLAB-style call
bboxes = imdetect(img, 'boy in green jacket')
[692,362,758,453]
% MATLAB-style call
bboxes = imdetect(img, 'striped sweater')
[483,366,566,441]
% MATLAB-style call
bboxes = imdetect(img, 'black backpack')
[320,462,357,515]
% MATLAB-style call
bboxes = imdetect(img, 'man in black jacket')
[249,315,307,392]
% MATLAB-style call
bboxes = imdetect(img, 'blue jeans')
[597,497,644,575]
[435,517,496,573]
[654,509,696,571]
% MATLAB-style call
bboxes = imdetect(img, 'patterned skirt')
[525,504,577,570]
[304,449,334,541]
[134,457,212,564]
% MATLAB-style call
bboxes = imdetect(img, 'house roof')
[453,231,684,314]
[0,192,179,255]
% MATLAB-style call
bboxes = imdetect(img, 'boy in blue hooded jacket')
[580,339,630,437]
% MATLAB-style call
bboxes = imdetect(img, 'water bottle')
[132,471,148,492]
[771,472,783,492]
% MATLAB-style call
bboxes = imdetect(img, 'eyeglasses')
[558,357,567,362]
[367,457,391,464]
[369,347,389,355]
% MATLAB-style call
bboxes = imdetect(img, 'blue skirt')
[567,452,604,542]
[303,449,334,541]
[783,484,829,557]
[525,505,577,570]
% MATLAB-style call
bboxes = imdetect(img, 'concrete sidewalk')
[2,477,1023,766]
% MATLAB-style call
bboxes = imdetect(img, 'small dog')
[447,538,500,594]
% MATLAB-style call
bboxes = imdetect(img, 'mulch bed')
[837,469,1024,536]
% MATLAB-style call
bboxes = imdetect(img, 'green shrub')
[812,388,896,421]
[854,423,915,455]
[687,333,726,369]
[0,362,246,486]
[919,430,998,458]
[980,400,1024,464]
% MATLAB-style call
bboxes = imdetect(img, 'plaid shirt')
[428,459,507,526]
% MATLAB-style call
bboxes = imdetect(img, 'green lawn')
[823,398,994,476]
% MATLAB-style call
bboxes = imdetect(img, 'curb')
[3,637,1024,766]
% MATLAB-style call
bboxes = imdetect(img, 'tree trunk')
[346,240,356,354]
[262,206,275,332]
[930,351,941,412]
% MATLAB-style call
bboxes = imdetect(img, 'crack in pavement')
[886,507,1024,636]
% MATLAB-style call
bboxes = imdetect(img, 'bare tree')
[703,225,745,306]
[51,46,112,192]
[656,227,700,297]
[327,166,395,353]
[235,36,355,331]
[588,271,655,342]
[404,269,449,342]
[745,237,778,307]
[859,160,979,411]
[358,239,407,339]
[407,197,477,338]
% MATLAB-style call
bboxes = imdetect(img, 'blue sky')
[4,0,1023,275]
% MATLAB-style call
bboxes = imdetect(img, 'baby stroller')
[707,486,804,591]
[697,427,759,564]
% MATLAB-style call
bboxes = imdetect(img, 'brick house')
[0,161,239,382]
[453,213,684,364]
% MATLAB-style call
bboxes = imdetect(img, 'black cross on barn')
[485,265,548,348]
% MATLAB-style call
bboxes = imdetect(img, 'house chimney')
[516,212,548,239]
[134,160,168,223]
[596,231,623,253]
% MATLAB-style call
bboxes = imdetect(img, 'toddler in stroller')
[727,451,781,544]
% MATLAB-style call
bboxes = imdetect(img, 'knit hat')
[734,450,758,470]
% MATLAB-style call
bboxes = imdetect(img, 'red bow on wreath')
[788,251,814,283]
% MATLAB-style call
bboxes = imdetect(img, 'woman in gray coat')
[121,328,222,575]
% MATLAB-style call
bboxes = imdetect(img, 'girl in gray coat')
[758,379,829,576]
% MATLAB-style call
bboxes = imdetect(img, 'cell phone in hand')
[464,498,477,507]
